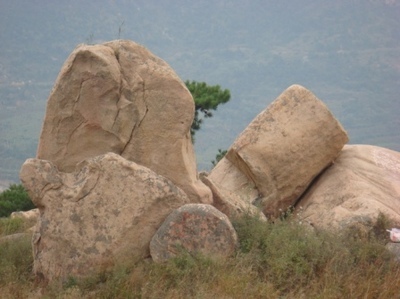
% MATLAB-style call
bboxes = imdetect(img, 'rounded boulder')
[150,204,238,262]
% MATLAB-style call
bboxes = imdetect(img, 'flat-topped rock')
[209,84,348,218]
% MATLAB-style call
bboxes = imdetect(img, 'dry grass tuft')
[1,212,400,298]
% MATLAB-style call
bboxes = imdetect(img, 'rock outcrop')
[36,40,211,204]
[20,153,190,283]
[207,85,348,218]
[297,145,400,230]
[11,208,39,222]
[150,204,238,262]
[20,38,400,283]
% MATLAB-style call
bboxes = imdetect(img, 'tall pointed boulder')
[36,40,211,204]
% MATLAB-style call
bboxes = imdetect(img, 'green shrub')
[0,184,34,218]
[2,212,400,298]
[231,211,399,297]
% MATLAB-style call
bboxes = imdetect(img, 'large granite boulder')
[207,85,348,218]
[150,204,238,262]
[36,40,211,204]
[297,145,400,230]
[20,153,190,283]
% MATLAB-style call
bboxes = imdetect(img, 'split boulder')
[36,39,211,204]
[208,84,348,218]
[20,152,190,283]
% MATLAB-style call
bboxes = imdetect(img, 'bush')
[0,184,34,218]
[2,212,400,298]
[232,212,398,298]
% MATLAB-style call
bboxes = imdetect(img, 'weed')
[0,234,33,285]
[1,212,400,298]
[0,217,25,235]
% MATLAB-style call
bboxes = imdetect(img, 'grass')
[0,217,35,298]
[0,216,36,236]
[1,212,400,298]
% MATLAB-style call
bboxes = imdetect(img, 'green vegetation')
[0,217,35,297]
[0,184,35,218]
[211,149,227,166]
[0,234,33,297]
[0,217,26,236]
[184,80,230,166]
[1,212,399,298]
[185,80,231,141]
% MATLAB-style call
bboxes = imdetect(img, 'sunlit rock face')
[297,145,400,230]
[208,84,349,218]
[36,39,212,204]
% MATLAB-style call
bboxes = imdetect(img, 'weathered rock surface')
[36,39,211,204]
[20,152,190,283]
[200,160,266,220]
[11,208,39,222]
[209,84,348,218]
[297,145,400,230]
[150,204,238,262]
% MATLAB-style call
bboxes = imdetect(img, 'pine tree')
[0,184,34,217]
[185,80,231,141]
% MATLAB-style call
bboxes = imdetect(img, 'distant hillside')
[0,0,399,183]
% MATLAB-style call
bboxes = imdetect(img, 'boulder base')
[297,145,400,230]
[20,153,190,283]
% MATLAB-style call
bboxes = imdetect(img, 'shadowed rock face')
[207,84,349,218]
[200,165,267,220]
[36,39,211,204]
[20,153,191,283]
[150,204,238,262]
[297,145,400,230]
